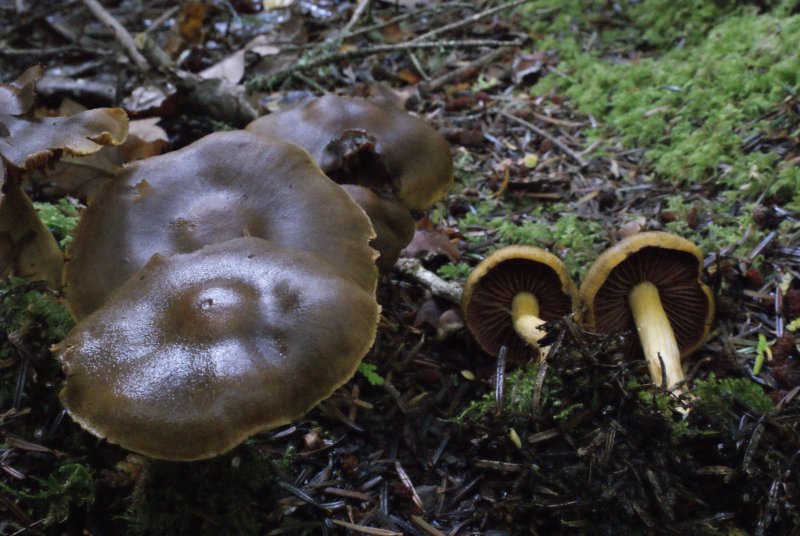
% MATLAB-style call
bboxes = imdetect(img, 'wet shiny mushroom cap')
[341,185,415,272]
[55,237,380,461]
[64,130,377,320]
[246,95,454,210]
[462,246,579,362]
[580,232,715,361]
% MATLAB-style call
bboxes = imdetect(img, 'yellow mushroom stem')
[511,292,549,360]
[628,281,684,389]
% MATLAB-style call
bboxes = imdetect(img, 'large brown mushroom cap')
[64,130,377,319]
[55,237,380,461]
[580,231,714,363]
[246,95,453,210]
[462,246,579,362]
[340,185,415,272]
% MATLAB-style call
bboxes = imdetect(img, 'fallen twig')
[424,46,514,92]
[394,258,463,304]
[497,109,589,168]
[343,0,372,33]
[412,0,532,43]
[81,0,149,71]
[247,38,524,92]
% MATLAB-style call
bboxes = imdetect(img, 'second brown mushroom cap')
[64,130,378,319]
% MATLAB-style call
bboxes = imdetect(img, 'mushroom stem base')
[628,281,684,389]
[511,292,548,360]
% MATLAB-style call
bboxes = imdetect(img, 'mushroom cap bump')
[580,232,715,385]
[246,95,454,211]
[462,246,579,362]
[55,237,380,461]
[64,130,378,320]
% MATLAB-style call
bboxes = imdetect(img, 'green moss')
[357,361,385,386]
[0,462,95,526]
[460,205,605,280]
[437,261,471,281]
[529,8,800,204]
[0,279,73,407]
[33,198,80,248]
[0,279,73,350]
[457,363,569,423]
[693,374,774,417]
[660,196,767,260]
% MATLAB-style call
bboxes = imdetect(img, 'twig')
[497,109,589,168]
[424,46,514,92]
[395,461,425,512]
[143,5,179,36]
[291,72,327,94]
[81,0,149,71]
[410,515,447,536]
[0,45,109,57]
[495,345,507,415]
[394,258,463,304]
[330,519,402,536]
[343,0,372,33]
[247,38,524,91]
[412,0,532,42]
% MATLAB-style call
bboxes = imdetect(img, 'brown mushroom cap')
[340,184,415,272]
[246,95,453,210]
[55,237,380,461]
[64,130,377,320]
[0,180,63,287]
[462,246,579,362]
[580,231,714,361]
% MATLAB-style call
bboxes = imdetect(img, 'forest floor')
[1,1,799,534]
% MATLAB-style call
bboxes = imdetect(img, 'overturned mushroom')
[64,130,377,319]
[462,246,579,362]
[55,237,380,460]
[580,232,714,390]
[246,95,453,211]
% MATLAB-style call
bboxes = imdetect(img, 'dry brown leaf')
[401,229,460,262]
[199,50,246,85]
[397,69,422,85]
[617,217,648,239]
[124,118,168,160]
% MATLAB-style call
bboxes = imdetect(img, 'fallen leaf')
[199,49,246,84]
[616,217,647,239]
[401,229,460,262]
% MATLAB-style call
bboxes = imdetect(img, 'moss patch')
[525,2,800,206]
